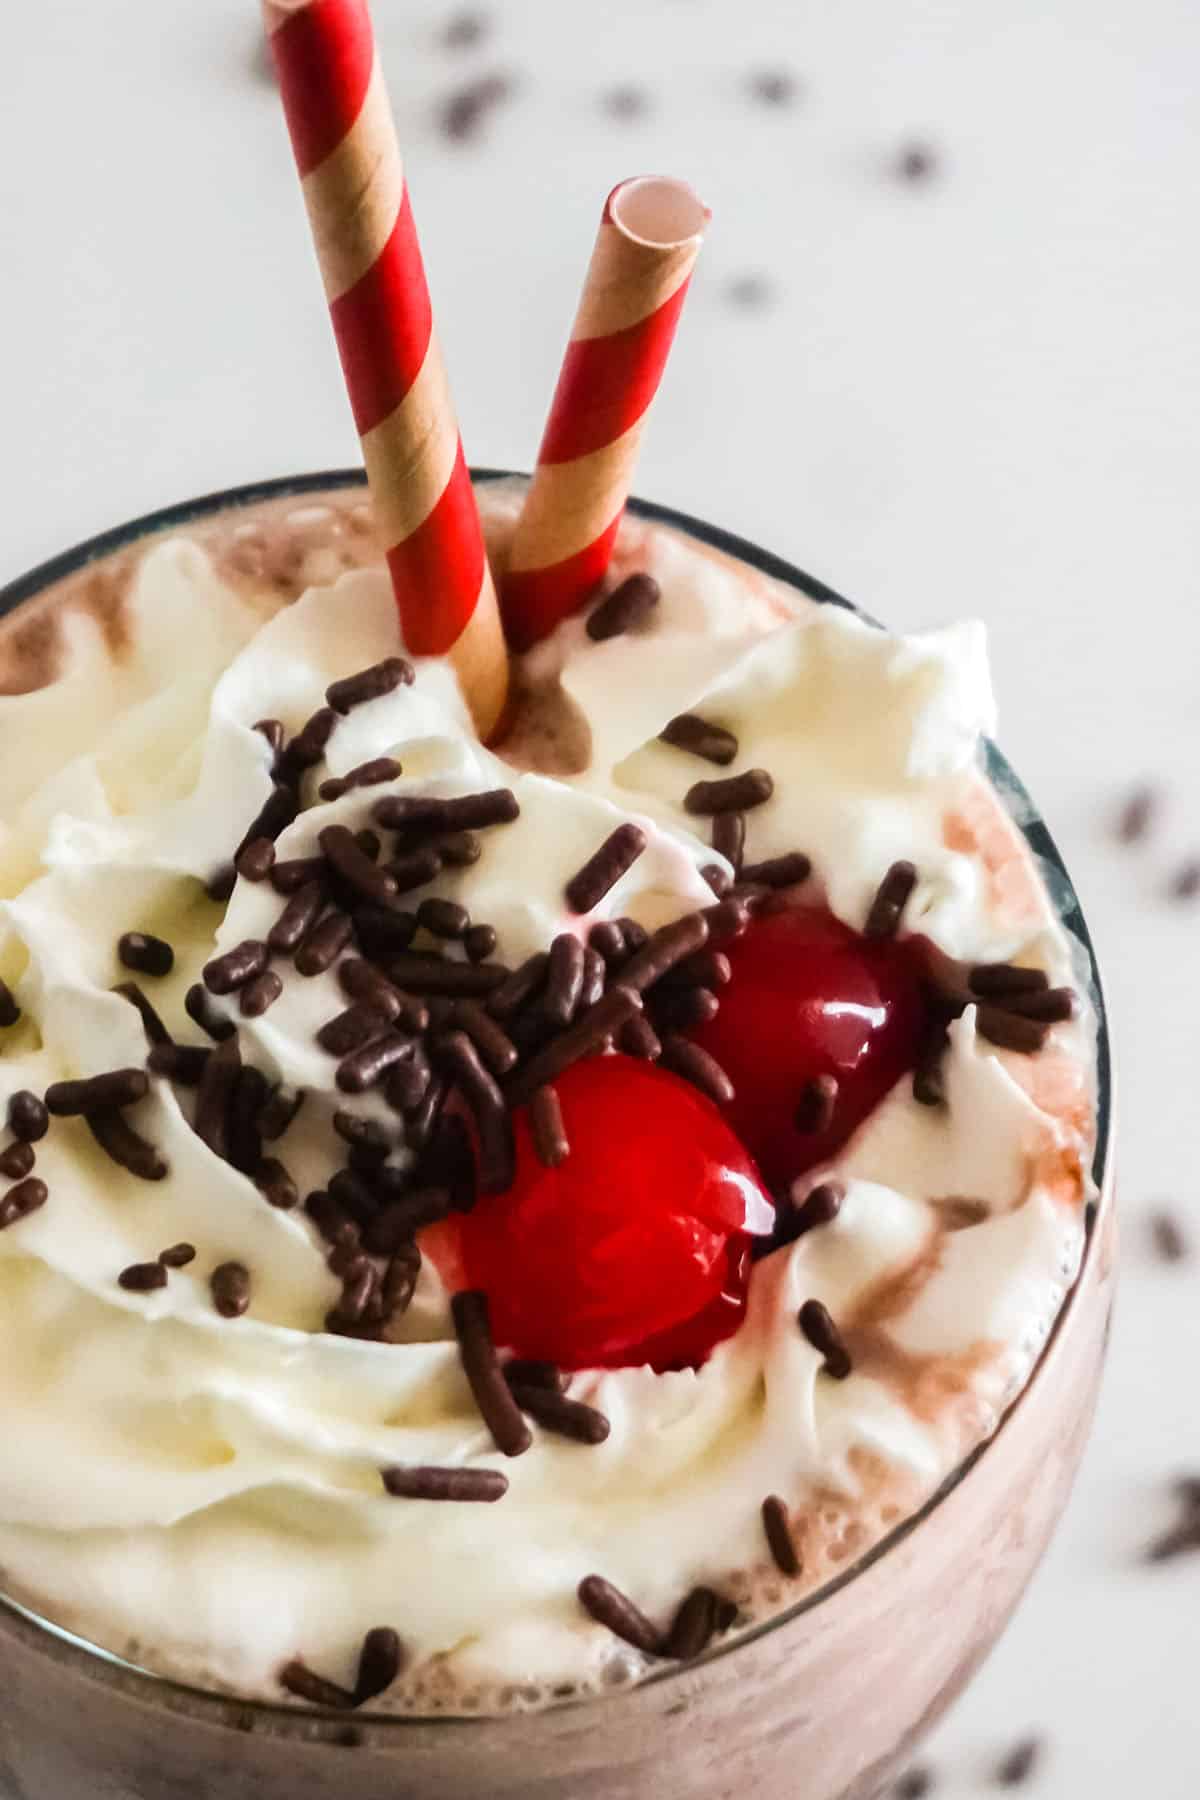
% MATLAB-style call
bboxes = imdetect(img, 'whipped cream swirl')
[0,486,1094,1711]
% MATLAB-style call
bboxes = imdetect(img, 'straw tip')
[605,176,711,249]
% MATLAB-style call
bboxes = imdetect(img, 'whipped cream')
[0,483,1095,1712]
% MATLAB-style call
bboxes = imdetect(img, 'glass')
[0,474,1114,1800]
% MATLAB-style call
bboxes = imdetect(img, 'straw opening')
[609,177,709,250]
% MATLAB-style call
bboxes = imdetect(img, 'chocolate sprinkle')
[0,1177,47,1229]
[974,1006,1048,1054]
[798,1299,852,1379]
[318,1004,395,1059]
[113,981,171,1046]
[439,72,514,143]
[211,1261,252,1319]
[740,851,811,889]
[452,1000,518,1076]
[1116,783,1159,844]
[586,572,660,641]
[434,1032,514,1192]
[320,757,404,802]
[711,810,745,872]
[502,1360,566,1393]
[327,657,413,715]
[506,987,642,1108]
[295,910,354,977]
[893,1768,935,1799]
[88,1107,169,1180]
[336,1034,417,1095]
[1145,1477,1200,1562]
[264,882,324,958]
[235,837,276,884]
[437,829,482,868]
[999,986,1076,1024]
[238,785,299,858]
[658,1035,733,1105]
[619,1012,662,1060]
[158,1242,197,1268]
[186,982,236,1042]
[374,789,519,833]
[650,986,719,1032]
[381,1465,509,1503]
[529,1084,569,1166]
[228,1066,268,1174]
[601,83,649,120]
[255,1157,299,1211]
[353,1627,405,1707]
[702,862,733,897]
[580,946,606,1007]
[1150,1208,1188,1264]
[383,953,508,998]
[7,1090,49,1143]
[270,856,327,894]
[195,1038,241,1160]
[240,970,284,1018]
[619,913,709,993]
[541,933,586,1026]
[0,979,20,1028]
[203,939,269,996]
[321,824,399,908]
[786,1180,844,1240]
[487,952,549,1020]
[118,1261,168,1293]
[967,963,1049,998]
[463,922,497,962]
[46,1068,149,1116]
[685,769,773,816]
[664,1586,723,1661]
[659,713,738,767]
[795,1073,838,1135]
[117,932,174,978]
[864,861,918,939]
[279,1661,355,1711]
[337,958,408,1019]
[896,141,938,183]
[365,1188,454,1253]
[451,1290,532,1457]
[565,823,648,914]
[281,706,337,776]
[577,1575,663,1656]
[587,920,625,965]
[0,1141,35,1181]
[205,863,236,904]
[417,897,471,940]
[700,897,752,945]
[147,1042,212,1086]
[995,1736,1042,1787]
[509,1384,610,1445]
[761,1493,801,1576]
[259,1084,305,1141]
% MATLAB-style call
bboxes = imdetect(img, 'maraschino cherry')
[689,905,926,1191]
[457,1055,774,1373]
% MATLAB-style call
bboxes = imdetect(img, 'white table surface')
[3,2,1199,1794]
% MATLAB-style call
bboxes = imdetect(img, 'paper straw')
[501,176,710,652]
[265,0,508,737]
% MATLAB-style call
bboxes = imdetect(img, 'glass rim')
[0,467,1113,1727]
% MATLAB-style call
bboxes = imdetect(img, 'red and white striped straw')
[265,0,508,737]
[501,177,710,652]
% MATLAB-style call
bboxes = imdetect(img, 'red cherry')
[456,1055,774,1372]
[689,906,925,1191]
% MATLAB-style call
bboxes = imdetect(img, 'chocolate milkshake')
[0,474,1113,1799]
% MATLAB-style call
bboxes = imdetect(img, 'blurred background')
[2,2,1198,1792]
